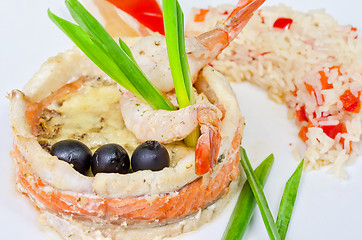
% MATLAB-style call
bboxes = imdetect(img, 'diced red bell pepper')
[304,82,325,106]
[319,70,333,90]
[298,121,314,142]
[296,106,308,122]
[298,126,309,142]
[194,9,210,22]
[340,137,352,153]
[338,124,352,153]
[321,123,344,139]
[273,17,293,30]
[319,66,341,90]
[340,90,361,113]
[329,66,342,76]
[350,26,358,39]
[304,82,314,94]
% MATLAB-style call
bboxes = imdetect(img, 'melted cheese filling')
[37,78,193,170]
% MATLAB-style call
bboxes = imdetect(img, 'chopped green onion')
[276,160,304,240]
[49,0,175,111]
[222,154,274,240]
[239,147,281,240]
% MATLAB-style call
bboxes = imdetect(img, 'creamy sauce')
[37,78,193,169]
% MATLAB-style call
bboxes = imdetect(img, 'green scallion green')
[162,0,194,109]
[162,0,199,147]
[49,0,175,111]
[222,154,274,240]
[276,160,304,240]
[239,147,281,240]
[175,1,195,105]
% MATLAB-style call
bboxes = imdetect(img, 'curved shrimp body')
[119,89,222,144]
[128,0,265,93]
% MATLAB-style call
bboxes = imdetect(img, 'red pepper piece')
[298,126,309,142]
[304,82,325,105]
[319,70,333,90]
[273,17,293,30]
[290,90,297,97]
[319,66,341,90]
[106,0,164,35]
[321,123,344,139]
[329,66,342,76]
[304,82,314,94]
[296,106,308,122]
[350,26,358,39]
[298,121,313,142]
[340,90,361,113]
[194,9,210,22]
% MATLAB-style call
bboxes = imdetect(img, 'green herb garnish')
[162,0,199,147]
[222,154,274,240]
[162,0,194,108]
[276,160,304,240]
[48,0,175,111]
[236,147,303,239]
[239,147,281,240]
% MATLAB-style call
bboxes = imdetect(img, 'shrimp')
[119,89,222,144]
[121,0,264,175]
[195,108,222,175]
[129,0,266,92]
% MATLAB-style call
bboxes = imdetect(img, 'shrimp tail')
[222,0,266,40]
[195,109,221,175]
[196,0,265,52]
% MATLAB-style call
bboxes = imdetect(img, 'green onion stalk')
[276,160,304,240]
[49,0,175,111]
[239,147,281,240]
[222,154,274,240]
[162,0,200,147]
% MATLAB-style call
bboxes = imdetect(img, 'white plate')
[1,0,361,239]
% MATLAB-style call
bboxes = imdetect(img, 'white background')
[0,0,361,239]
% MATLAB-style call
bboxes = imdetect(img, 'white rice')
[187,4,362,178]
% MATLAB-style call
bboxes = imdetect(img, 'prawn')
[119,89,222,143]
[121,0,265,175]
[129,0,266,92]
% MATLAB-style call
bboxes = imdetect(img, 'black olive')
[131,141,170,172]
[91,143,130,175]
[50,139,92,175]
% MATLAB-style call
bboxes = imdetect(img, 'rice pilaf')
[187,4,362,178]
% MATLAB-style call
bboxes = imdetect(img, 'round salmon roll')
[9,46,244,239]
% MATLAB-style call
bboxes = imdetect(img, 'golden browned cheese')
[36,78,194,169]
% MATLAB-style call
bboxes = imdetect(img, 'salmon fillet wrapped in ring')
[9,0,264,239]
